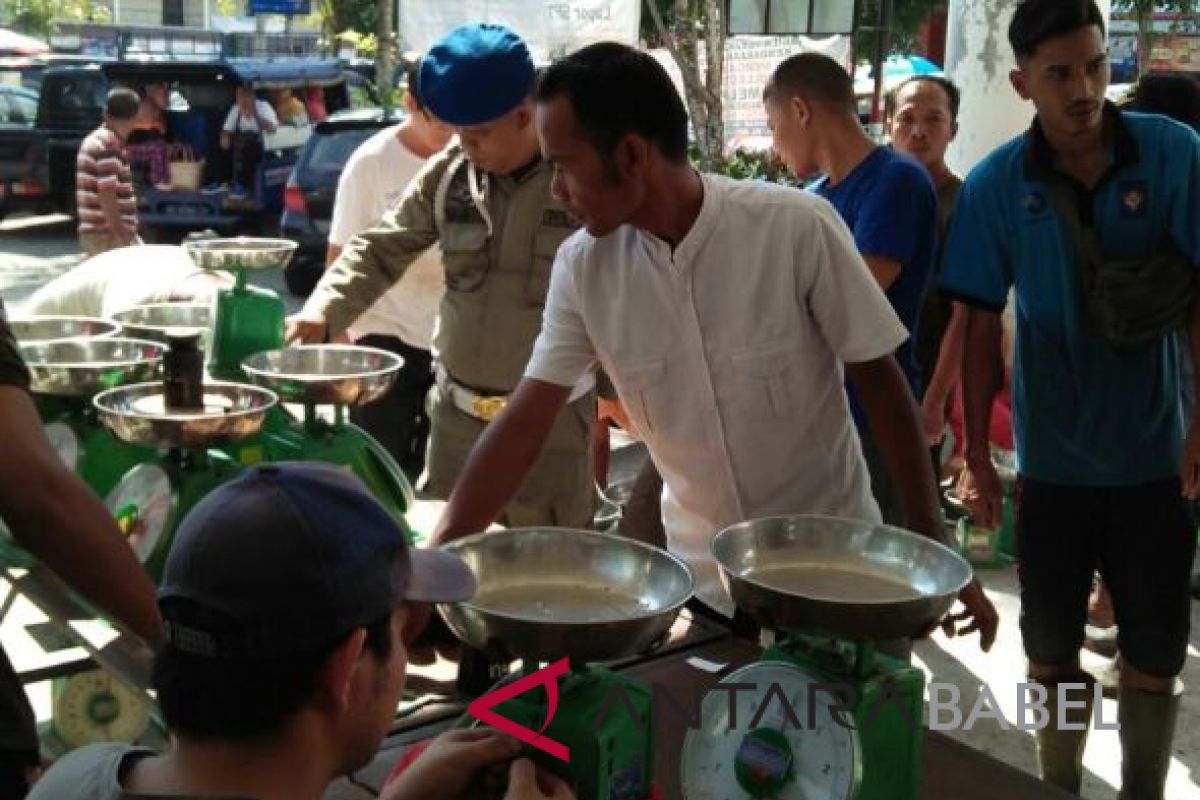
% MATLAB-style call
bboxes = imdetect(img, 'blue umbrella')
[882,54,942,77]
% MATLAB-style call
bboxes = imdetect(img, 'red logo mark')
[467,657,571,762]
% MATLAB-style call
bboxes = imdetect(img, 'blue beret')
[419,24,535,126]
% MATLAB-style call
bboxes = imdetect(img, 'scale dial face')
[681,661,861,800]
[53,670,151,749]
[43,422,79,472]
[106,463,175,564]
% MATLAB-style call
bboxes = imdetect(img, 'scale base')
[228,409,417,541]
[764,638,925,800]
[493,666,653,800]
[38,402,157,498]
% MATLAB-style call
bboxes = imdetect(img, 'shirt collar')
[1023,101,1139,182]
[637,172,722,270]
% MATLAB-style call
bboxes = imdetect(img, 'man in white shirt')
[23,244,229,318]
[432,43,996,646]
[327,60,453,480]
[219,86,278,196]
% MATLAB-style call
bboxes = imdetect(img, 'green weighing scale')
[681,515,974,800]
[174,237,417,536]
[7,326,169,751]
[17,335,165,498]
[94,377,277,580]
[239,344,417,535]
[438,527,696,800]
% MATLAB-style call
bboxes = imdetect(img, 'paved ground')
[0,212,299,312]
[1,214,1198,798]
[0,214,86,306]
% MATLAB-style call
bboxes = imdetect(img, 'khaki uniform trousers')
[422,388,596,528]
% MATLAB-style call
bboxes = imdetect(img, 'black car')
[0,85,41,219]
[280,106,404,297]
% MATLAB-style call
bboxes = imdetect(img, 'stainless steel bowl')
[20,338,166,397]
[93,381,277,448]
[240,345,402,406]
[712,515,972,641]
[182,237,297,272]
[109,303,212,344]
[439,527,694,663]
[9,316,121,343]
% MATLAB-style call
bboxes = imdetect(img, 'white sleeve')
[524,242,597,387]
[256,100,279,129]
[222,106,238,132]
[801,197,908,364]
[328,153,370,247]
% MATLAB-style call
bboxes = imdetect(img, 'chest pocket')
[612,358,666,438]
[526,226,575,307]
[441,223,490,293]
[731,340,802,418]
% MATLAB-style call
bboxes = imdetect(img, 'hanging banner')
[398,0,640,62]
[652,35,852,150]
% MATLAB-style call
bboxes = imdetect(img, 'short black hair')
[105,88,140,120]
[1132,73,1200,132]
[404,59,424,110]
[885,75,961,122]
[153,601,394,742]
[1009,0,1106,61]
[535,42,689,164]
[763,53,856,115]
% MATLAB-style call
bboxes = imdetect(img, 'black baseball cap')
[158,462,475,658]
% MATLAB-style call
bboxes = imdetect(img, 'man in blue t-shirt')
[941,1,1200,797]
[764,53,938,526]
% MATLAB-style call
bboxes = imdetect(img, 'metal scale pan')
[93,382,277,449]
[10,316,121,344]
[19,339,166,397]
[712,515,972,641]
[240,345,402,407]
[110,303,213,346]
[183,237,297,271]
[439,527,694,664]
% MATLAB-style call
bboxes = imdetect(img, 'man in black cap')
[288,23,594,531]
[28,462,571,800]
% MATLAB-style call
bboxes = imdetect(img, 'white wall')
[945,0,1110,176]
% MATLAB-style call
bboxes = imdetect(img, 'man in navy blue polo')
[941,1,1200,797]
[763,53,938,527]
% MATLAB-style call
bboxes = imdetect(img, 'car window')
[0,95,13,124]
[304,127,377,175]
[10,93,36,124]
[54,75,105,111]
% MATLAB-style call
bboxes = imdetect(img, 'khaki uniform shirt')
[305,142,582,394]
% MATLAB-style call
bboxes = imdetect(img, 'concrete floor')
[916,563,1200,800]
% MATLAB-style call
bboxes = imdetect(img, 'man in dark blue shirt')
[942,1,1200,797]
[764,53,939,526]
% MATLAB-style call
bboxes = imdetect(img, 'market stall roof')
[102,57,346,88]
[0,28,50,56]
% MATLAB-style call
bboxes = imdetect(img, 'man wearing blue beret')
[289,24,594,529]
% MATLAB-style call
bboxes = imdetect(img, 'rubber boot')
[1034,677,1095,795]
[1117,681,1182,800]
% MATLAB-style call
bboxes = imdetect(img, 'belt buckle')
[472,395,507,422]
